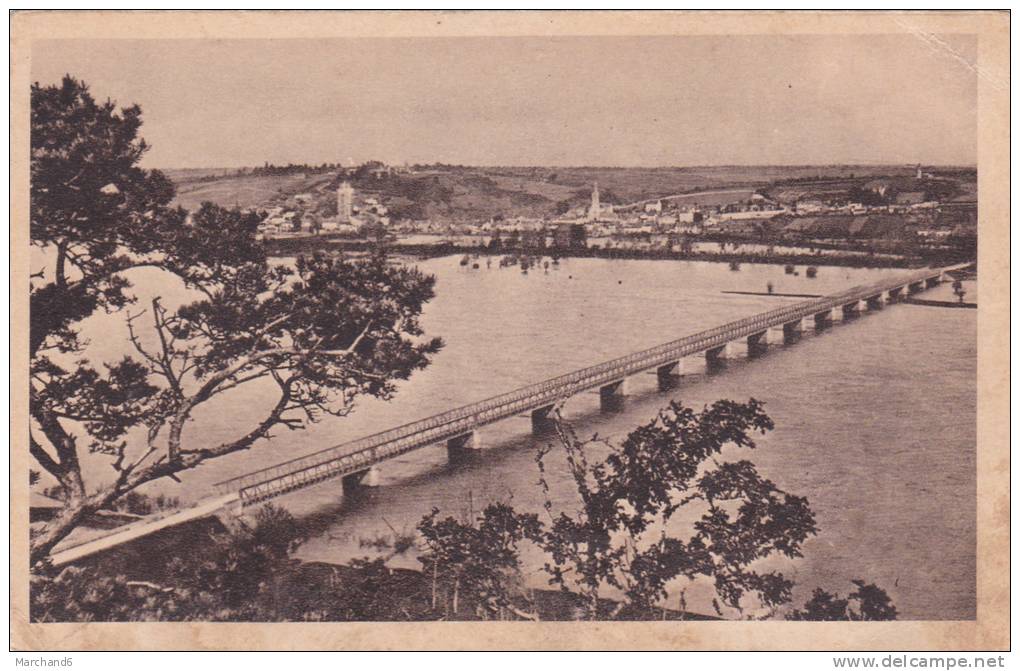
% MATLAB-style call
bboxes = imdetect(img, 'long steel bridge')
[213,265,955,506]
[48,263,965,567]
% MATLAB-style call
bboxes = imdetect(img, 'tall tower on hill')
[337,181,354,222]
[589,182,601,221]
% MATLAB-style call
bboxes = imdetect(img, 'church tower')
[589,182,601,221]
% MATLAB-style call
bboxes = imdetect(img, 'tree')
[847,185,888,207]
[787,580,898,621]
[163,504,302,618]
[28,76,442,565]
[31,504,304,622]
[536,400,818,619]
[417,502,541,620]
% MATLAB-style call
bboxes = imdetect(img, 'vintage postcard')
[9,10,1010,651]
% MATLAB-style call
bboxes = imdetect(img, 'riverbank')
[280,560,719,621]
[49,516,716,621]
[264,237,971,270]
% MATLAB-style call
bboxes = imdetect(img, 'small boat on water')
[806,266,818,278]
[459,255,470,267]
[472,263,480,269]
[784,264,795,274]
[729,261,741,271]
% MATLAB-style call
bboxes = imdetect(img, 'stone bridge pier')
[746,331,769,358]
[841,301,862,320]
[782,319,803,344]
[866,294,884,310]
[447,431,482,461]
[907,281,924,294]
[705,343,728,370]
[655,361,682,391]
[813,309,833,330]
[342,466,380,492]
[530,404,556,433]
[887,287,903,302]
[599,379,628,411]
[925,276,941,288]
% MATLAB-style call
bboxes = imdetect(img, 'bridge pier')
[813,310,833,330]
[925,276,940,288]
[907,281,924,294]
[705,343,728,370]
[447,431,481,461]
[866,294,883,310]
[531,404,556,433]
[782,319,803,344]
[841,301,861,320]
[342,466,380,492]
[746,331,768,358]
[887,287,903,303]
[656,361,682,391]
[599,379,628,411]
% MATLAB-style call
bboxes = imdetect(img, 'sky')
[31,35,978,169]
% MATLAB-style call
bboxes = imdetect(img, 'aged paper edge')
[8,10,1010,652]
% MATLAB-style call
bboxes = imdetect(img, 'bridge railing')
[215,267,943,501]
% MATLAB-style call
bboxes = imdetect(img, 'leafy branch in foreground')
[29,76,442,565]
[535,399,818,619]
[417,502,542,620]
[787,580,898,621]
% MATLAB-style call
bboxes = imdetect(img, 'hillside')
[164,164,976,224]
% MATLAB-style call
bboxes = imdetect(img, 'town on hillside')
[168,161,977,266]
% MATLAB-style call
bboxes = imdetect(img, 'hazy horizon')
[32,35,978,169]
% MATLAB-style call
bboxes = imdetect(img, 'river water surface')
[68,255,976,620]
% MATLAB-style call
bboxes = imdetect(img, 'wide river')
[71,255,976,620]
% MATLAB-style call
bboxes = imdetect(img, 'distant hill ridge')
[165,164,976,224]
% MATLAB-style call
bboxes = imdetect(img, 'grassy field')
[171,173,334,211]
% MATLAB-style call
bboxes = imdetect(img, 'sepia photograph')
[9,10,1010,652]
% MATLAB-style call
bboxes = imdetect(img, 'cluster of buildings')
[257,180,391,239]
[254,162,973,247]
[432,178,972,247]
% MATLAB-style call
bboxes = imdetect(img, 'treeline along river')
[67,255,976,620]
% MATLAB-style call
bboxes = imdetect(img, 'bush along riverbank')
[31,400,898,623]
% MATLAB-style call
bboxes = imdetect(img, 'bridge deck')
[46,263,968,566]
[215,266,949,505]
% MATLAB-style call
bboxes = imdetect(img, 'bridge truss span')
[215,266,951,505]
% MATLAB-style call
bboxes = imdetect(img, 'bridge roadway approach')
[47,264,964,567]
